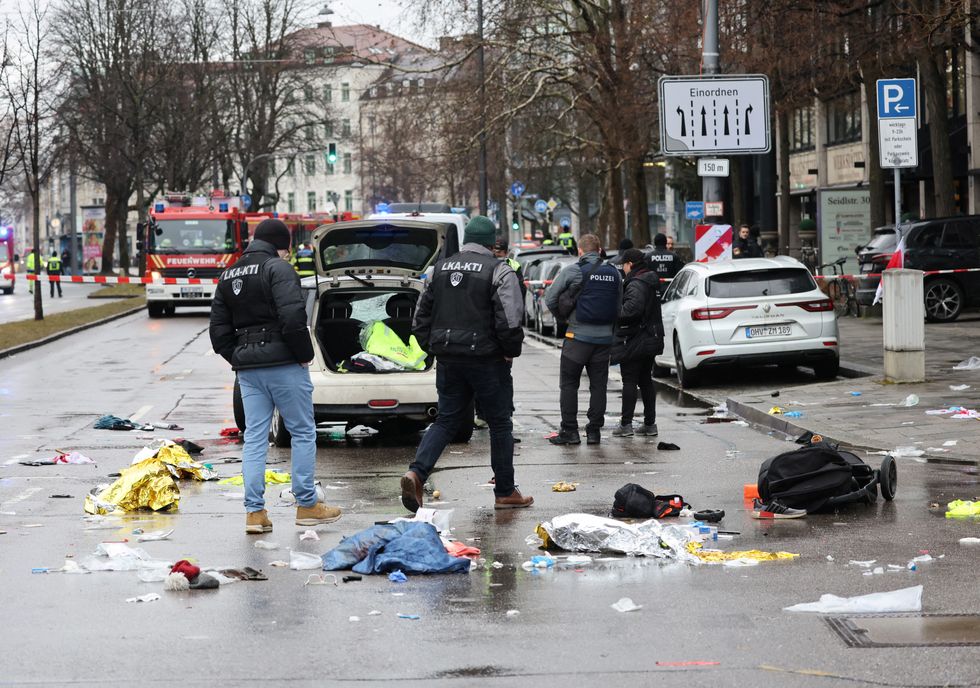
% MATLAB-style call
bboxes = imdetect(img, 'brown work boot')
[295,502,342,526]
[245,509,273,534]
[494,488,534,510]
[400,471,423,513]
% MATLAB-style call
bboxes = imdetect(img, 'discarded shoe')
[245,509,273,534]
[638,423,659,437]
[586,430,601,445]
[549,432,581,446]
[296,502,342,526]
[612,424,634,437]
[751,499,806,520]
[495,489,534,509]
[400,471,424,513]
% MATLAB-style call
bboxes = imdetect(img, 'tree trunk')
[861,61,887,230]
[607,160,626,248]
[248,168,269,212]
[116,197,131,274]
[101,188,119,275]
[777,109,791,254]
[576,172,591,235]
[731,159,744,227]
[32,194,43,321]
[918,47,956,216]
[626,157,650,247]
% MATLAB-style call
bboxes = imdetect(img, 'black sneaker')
[549,432,581,446]
[751,499,806,519]
[586,430,601,445]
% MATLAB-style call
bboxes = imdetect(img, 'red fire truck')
[142,193,250,318]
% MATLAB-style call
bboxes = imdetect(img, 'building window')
[342,152,352,174]
[417,78,425,91]
[307,192,316,212]
[303,49,315,64]
[304,154,316,176]
[268,159,277,177]
[286,158,295,176]
[287,192,295,212]
[386,82,394,96]
[324,121,333,139]
[369,85,378,97]
[323,84,332,103]
[826,91,862,145]
[344,190,353,212]
[303,85,314,102]
[368,115,376,136]
[341,82,350,102]
[327,162,335,175]
[789,106,814,152]
[342,119,351,137]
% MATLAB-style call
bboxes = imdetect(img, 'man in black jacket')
[612,249,665,438]
[733,224,763,258]
[210,219,341,534]
[647,233,683,295]
[403,215,532,512]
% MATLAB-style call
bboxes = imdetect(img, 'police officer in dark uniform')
[210,219,341,534]
[647,232,683,295]
[293,243,316,277]
[46,250,63,298]
[402,216,532,512]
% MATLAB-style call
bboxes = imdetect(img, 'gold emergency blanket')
[153,444,218,481]
[687,541,800,563]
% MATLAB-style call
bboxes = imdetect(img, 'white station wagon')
[653,257,840,387]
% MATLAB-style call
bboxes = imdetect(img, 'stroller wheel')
[880,455,898,501]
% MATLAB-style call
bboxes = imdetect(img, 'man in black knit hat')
[210,219,341,534]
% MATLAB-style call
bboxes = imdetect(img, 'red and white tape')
[24,274,219,285]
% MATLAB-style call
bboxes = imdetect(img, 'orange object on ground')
[743,483,760,500]
[444,541,481,557]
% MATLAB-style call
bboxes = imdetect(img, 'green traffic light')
[511,222,519,230]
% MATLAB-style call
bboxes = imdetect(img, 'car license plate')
[860,263,873,273]
[745,325,791,339]
[180,287,204,298]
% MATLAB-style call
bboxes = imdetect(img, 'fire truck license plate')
[180,287,204,298]
[745,325,791,339]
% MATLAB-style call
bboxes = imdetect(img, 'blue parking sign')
[877,79,916,119]
[685,201,705,220]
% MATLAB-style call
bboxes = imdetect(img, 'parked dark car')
[856,216,980,322]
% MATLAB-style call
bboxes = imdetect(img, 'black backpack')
[612,483,688,519]
[757,444,866,513]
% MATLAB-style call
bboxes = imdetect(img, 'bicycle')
[818,256,858,317]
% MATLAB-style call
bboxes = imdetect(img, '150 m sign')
[659,75,771,156]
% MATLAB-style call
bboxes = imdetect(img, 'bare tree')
[4,0,57,320]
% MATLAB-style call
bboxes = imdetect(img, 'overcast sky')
[325,0,407,31]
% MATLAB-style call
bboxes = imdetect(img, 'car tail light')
[823,341,838,347]
[775,298,833,312]
[691,305,756,320]
[368,399,399,408]
[696,349,716,356]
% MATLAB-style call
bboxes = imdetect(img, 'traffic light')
[326,143,338,165]
[511,208,519,231]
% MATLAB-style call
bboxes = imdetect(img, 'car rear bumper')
[685,338,839,370]
[309,367,438,422]
[313,402,437,423]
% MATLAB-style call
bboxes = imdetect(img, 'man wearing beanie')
[647,232,683,295]
[404,215,532,511]
[210,218,342,533]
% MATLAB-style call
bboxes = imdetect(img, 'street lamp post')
[701,0,724,222]
[477,0,488,216]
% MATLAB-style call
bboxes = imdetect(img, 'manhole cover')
[827,614,980,647]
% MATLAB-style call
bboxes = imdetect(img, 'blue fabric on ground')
[321,521,470,574]
[94,414,137,431]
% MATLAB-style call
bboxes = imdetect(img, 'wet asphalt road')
[1,311,980,687]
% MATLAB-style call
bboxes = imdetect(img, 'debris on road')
[657,442,681,450]
[532,513,699,562]
[299,530,320,541]
[784,585,923,613]
[219,427,241,437]
[289,550,323,570]
[552,481,577,492]
[768,406,784,415]
[254,540,279,550]
[388,570,408,583]
[20,451,95,466]
[950,384,972,391]
[688,544,798,564]
[219,470,290,486]
[397,613,420,620]
[946,500,980,519]
[611,597,642,613]
[959,537,980,546]
[612,484,688,519]
[322,522,471,575]
[126,593,161,603]
[952,356,980,370]
[506,609,520,617]
[898,394,919,407]
[94,414,150,431]
[443,540,481,557]
[135,529,174,542]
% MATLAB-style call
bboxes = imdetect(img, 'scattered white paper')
[289,550,322,570]
[253,540,279,550]
[943,440,958,447]
[348,616,360,622]
[950,384,972,391]
[953,356,980,370]
[126,593,161,603]
[299,530,320,542]
[269,560,289,567]
[898,394,919,407]
[136,529,174,542]
[506,609,520,617]
[785,585,922,613]
[611,597,642,613]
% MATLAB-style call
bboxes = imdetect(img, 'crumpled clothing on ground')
[946,500,980,519]
[219,470,290,486]
[321,521,471,574]
[443,540,481,557]
[94,414,145,431]
[686,542,799,564]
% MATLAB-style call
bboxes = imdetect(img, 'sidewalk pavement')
[725,315,980,465]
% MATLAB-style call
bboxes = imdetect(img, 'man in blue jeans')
[210,219,341,533]
[404,215,532,512]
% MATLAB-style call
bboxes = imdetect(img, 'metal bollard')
[882,269,925,383]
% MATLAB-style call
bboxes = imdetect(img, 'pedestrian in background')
[545,233,622,445]
[210,219,342,533]
[733,224,763,258]
[647,233,683,295]
[26,249,39,294]
[406,216,531,511]
[558,229,577,254]
[292,243,316,278]
[666,236,675,252]
[46,250,63,298]
[611,248,664,438]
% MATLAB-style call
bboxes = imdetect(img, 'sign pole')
[894,167,901,229]
[702,0,723,222]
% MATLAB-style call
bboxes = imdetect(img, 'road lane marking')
[175,368,193,380]
[130,405,153,422]
[3,487,41,505]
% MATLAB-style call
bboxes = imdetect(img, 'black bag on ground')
[757,444,864,513]
[612,483,688,519]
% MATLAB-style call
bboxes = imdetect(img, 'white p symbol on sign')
[883,85,903,114]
